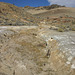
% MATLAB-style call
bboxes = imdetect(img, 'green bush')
[72,28,75,31]
[58,28,64,32]
[72,21,75,24]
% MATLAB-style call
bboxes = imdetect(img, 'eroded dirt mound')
[0,26,75,75]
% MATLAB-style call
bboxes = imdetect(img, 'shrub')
[58,28,64,32]
[72,21,75,24]
[72,28,75,31]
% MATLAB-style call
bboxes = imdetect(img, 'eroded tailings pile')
[0,27,75,75]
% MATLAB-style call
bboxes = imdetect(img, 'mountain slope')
[29,7,75,31]
[0,2,39,26]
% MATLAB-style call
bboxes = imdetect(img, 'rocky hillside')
[0,2,75,32]
[24,4,65,10]
[0,2,39,26]
[0,2,66,26]
[32,7,75,31]
[0,2,75,75]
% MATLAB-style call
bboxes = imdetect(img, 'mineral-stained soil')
[0,26,75,75]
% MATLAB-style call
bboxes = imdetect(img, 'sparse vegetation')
[44,4,65,10]
[58,28,64,32]
[72,27,75,31]
[72,21,75,24]
[0,2,75,75]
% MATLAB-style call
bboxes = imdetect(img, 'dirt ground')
[0,26,75,75]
